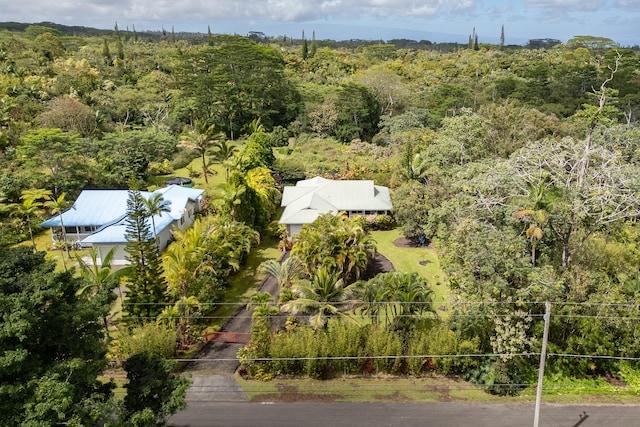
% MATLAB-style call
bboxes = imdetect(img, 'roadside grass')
[236,374,640,404]
[371,229,449,310]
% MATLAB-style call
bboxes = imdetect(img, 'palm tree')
[142,193,172,249]
[246,291,279,318]
[246,117,265,135]
[352,278,387,328]
[515,208,547,266]
[76,247,131,339]
[211,139,238,182]
[76,247,131,297]
[157,295,202,347]
[354,272,436,333]
[292,212,376,283]
[213,181,246,220]
[44,192,71,259]
[10,188,51,250]
[281,268,359,330]
[178,120,221,183]
[259,257,305,288]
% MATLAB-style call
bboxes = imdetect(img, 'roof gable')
[279,177,392,226]
[41,185,204,229]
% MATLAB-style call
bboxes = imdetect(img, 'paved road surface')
[170,401,637,427]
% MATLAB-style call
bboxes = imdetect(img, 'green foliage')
[237,132,276,172]
[17,128,85,194]
[354,271,437,334]
[163,214,260,303]
[175,35,301,137]
[281,268,359,330]
[334,82,380,142]
[292,212,377,283]
[98,129,178,184]
[116,323,178,359]
[124,190,169,323]
[0,246,113,425]
[241,320,472,379]
[392,181,430,243]
[269,125,290,147]
[363,214,395,231]
[120,352,190,426]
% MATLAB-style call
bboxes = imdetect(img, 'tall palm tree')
[178,120,220,183]
[281,268,359,330]
[44,192,71,259]
[142,193,172,248]
[211,139,238,182]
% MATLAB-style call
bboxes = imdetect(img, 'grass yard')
[14,229,91,272]
[371,229,449,307]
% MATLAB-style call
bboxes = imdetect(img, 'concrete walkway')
[185,374,248,402]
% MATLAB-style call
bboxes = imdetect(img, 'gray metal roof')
[279,177,392,226]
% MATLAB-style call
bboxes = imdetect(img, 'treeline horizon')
[3,20,638,52]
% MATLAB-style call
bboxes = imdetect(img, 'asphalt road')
[169,401,637,427]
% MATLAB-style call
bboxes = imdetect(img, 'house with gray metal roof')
[41,185,204,265]
[279,176,392,236]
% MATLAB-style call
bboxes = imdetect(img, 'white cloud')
[526,0,603,11]
[5,0,477,26]
[614,0,640,9]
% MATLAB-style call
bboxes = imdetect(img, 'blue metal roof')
[41,185,205,244]
[40,190,135,227]
[41,185,204,228]
[82,213,174,244]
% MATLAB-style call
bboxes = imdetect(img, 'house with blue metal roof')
[279,176,392,236]
[41,185,205,265]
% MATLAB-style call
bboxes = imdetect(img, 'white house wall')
[96,244,129,266]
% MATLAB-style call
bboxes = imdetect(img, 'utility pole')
[533,301,551,427]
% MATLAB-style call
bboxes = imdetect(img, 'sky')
[3,0,640,46]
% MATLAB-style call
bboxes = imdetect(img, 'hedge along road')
[170,401,637,427]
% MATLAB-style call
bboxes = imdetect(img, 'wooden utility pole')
[533,301,551,427]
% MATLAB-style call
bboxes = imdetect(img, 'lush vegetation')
[1,22,640,423]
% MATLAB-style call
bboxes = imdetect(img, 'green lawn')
[14,229,91,272]
[371,229,448,307]
[151,141,247,195]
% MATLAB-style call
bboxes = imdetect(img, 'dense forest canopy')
[1,21,640,397]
